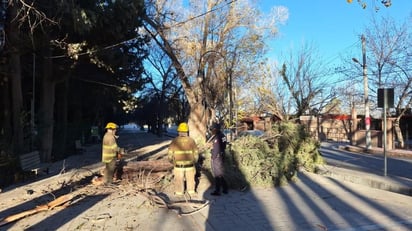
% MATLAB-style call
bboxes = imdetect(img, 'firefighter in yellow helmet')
[102,122,122,185]
[168,122,199,196]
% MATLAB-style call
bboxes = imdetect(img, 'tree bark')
[123,160,173,172]
[188,102,207,143]
[54,78,69,158]
[0,66,11,145]
[39,43,55,162]
[393,118,404,148]
[8,4,24,155]
[143,15,207,143]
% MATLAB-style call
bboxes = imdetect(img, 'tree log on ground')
[123,160,173,172]
[92,160,173,187]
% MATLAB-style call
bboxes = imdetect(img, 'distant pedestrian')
[209,123,228,196]
[102,122,123,185]
[168,122,199,196]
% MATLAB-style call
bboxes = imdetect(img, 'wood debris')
[1,159,204,226]
[91,160,173,186]
[123,160,173,172]
[0,194,74,227]
[139,189,209,217]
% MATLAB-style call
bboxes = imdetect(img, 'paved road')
[319,142,412,179]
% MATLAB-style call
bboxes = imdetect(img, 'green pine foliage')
[224,121,323,189]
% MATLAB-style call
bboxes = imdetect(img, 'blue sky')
[260,0,412,67]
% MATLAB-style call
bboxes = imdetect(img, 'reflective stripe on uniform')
[174,165,195,169]
[102,144,118,163]
[175,160,195,166]
[172,150,194,154]
[102,154,116,163]
[103,144,118,150]
[170,150,195,164]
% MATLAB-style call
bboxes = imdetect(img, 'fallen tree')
[0,158,204,226]
[92,160,173,186]
[123,160,173,172]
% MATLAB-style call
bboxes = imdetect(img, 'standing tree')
[141,43,183,135]
[143,0,288,141]
[277,43,336,119]
[363,16,411,148]
[245,43,337,121]
[1,0,59,156]
[35,0,147,161]
[1,0,147,162]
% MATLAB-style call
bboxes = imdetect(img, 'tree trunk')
[0,61,12,149]
[54,78,68,159]
[8,5,24,155]
[39,43,55,162]
[393,118,404,148]
[142,12,208,143]
[9,51,24,154]
[188,102,207,143]
[123,160,173,172]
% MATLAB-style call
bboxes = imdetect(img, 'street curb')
[340,145,412,160]
[317,164,412,197]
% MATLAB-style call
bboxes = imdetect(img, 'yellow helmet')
[177,122,189,132]
[105,122,118,129]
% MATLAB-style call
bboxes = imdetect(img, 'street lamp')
[352,35,371,150]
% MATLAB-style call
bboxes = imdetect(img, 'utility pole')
[228,68,233,142]
[383,89,387,176]
[352,35,371,150]
[361,34,371,150]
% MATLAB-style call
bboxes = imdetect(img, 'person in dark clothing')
[209,123,229,196]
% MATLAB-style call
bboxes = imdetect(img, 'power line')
[323,40,361,67]
[48,39,134,59]
[49,0,238,60]
[165,0,238,28]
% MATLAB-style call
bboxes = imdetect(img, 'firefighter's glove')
[117,148,125,159]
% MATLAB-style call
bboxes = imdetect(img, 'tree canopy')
[142,0,288,141]
[0,0,408,168]
[0,0,148,161]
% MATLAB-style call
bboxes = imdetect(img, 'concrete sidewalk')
[317,163,412,197]
[195,171,412,231]
[1,130,412,230]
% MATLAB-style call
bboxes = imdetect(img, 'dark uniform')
[168,123,199,195]
[210,123,228,196]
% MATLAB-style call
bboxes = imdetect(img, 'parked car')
[238,130,264,137]
[222,129,236,143]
